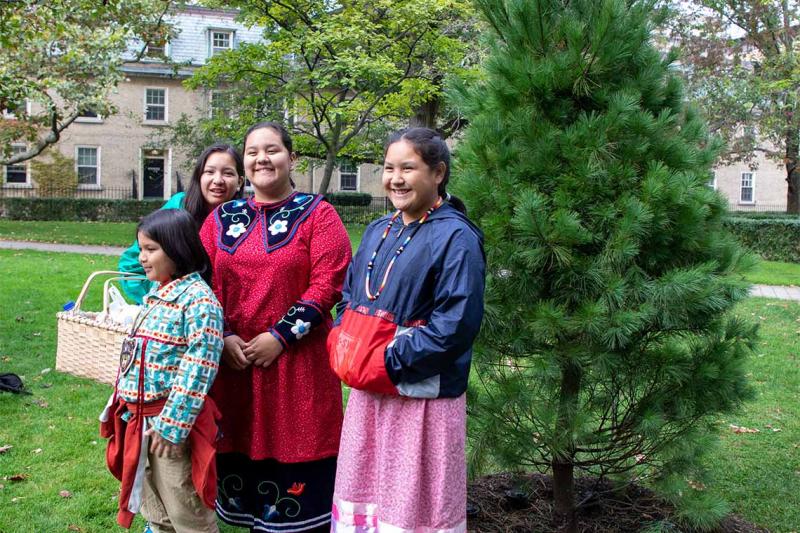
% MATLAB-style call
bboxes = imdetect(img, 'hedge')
[724,217,800,263]
[0,198,164,222]
[325,192,373,206]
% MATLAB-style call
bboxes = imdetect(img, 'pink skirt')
[331,389,467,533]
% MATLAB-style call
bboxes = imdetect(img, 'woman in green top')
[118,143,245,302]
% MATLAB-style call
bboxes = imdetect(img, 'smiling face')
[138,231,177,284]
[200,151,242,208]
[243,126,296,202]
[382,139,445,224]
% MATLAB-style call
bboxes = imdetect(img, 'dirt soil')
[466,472,769,533]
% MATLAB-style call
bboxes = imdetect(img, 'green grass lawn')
[743,259,800,287]
[1,251,797,531]
[0,220,137,247]
[0,220,366,252]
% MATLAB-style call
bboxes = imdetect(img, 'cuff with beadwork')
[269,300,323,348]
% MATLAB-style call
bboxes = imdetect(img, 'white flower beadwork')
[226,222,247,238]
[269,220,288,235]
[291,319,311,339]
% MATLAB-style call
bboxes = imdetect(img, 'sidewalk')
[0,239,125,256]
[2,239,800,301]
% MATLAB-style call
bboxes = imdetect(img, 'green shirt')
[118,192,186,303]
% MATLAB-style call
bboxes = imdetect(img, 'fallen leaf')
[59,490,72,498]
[33,399,48,408]
[32,332,42,337]
[67,525,83,532]
[0,483,4,490]
[9,474,28,482]
[48,425,55,430]
[687,479,707,491]
[41,383,52,389]
[15,315,24,322]
[1,356,10,362]
[32,448,42,454]
[0,445,11,454]
[40,367,50,374]
[730,424,760,434]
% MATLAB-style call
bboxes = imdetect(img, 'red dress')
[199,192,351,531]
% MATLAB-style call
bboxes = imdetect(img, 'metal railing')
[0,186,138,200]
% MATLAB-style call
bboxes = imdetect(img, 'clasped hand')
[222,333,283,370]
[144,428,185,459]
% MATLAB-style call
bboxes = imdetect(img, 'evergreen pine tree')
[451,0,757,529]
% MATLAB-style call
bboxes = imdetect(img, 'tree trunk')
[786,129,800,214]
[410,96,441,130]
[317,148,338,195]
[316,119,343,195]
[552,360,581,533]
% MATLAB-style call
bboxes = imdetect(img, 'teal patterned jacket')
[116,271,224,444]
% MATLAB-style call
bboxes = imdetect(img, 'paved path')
[0,239,125,256]
[750,284,800,300]
[2,239,800,301]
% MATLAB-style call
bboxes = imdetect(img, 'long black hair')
[183,143,244,227]
[243,121,296,188]
[384,127,467,214]
[137,209,212,285]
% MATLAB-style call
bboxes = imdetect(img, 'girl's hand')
[222,335,250,370]
[243,332,283,368]
[145,428,185,459]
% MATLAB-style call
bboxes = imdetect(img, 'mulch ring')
[466,472,769,533]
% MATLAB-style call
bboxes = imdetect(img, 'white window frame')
[209,29,234,57]
[75,145,101,189]
[338,159,360,191]
[143,87,168,124]
[209,90,232,119]
[2,100,32,120]
[75,108,103,124]
[3,144,31,187]
[739,171,755,204]
[707,170,717,190]
[143,39,170,61]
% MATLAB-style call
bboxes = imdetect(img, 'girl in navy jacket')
[329,127,486,532]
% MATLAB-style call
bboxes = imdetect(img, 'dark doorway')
[143,157,165,198]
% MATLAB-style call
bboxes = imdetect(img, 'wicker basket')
[56,271,146,385]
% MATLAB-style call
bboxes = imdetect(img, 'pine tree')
[451,0,757,529]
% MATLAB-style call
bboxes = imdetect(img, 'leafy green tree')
[0,0,171,165]
[665,1,800,212]
[452,0,756,529]
[185,0,476,193]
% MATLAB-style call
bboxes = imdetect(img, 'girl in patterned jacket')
[101,208,224,532]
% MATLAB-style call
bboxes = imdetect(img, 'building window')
[707,171,716,190]
[210,30,233,56]
[4,145,29,185]
[144,88,167,122]
[76,146,99,186]
[210,91,231,119]
[339,159,358,191]
[740,172,754,203]
[76,108,102,123]
[144,37,167,59]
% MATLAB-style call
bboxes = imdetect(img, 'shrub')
[30,150,79,197]
[0,198,164,222]
[724,217,800,262]
[325,192,373,206]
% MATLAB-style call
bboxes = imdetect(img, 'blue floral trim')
[215,199,259,254]
[269,300,323,348]
[260,193,323,253]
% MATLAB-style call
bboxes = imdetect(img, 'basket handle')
[73,271,148,313]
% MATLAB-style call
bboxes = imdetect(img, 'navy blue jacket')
[337,202,486,398]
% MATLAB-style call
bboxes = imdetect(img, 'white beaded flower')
[291,319,311,339]
[269,220,289,235]
[226,222,247,238]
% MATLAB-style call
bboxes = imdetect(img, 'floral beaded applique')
[269,300,323,348]
[215,194,323,254]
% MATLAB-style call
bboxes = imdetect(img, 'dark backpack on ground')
[0,373,31,395]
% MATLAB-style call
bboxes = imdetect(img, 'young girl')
[101,208,224,532]
[119,143,245,303]
[199,122,351,532]
[328,127,486,532]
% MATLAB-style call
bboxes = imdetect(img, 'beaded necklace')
[365,196,444,301]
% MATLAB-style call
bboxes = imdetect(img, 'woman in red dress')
[199,121,352,532]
